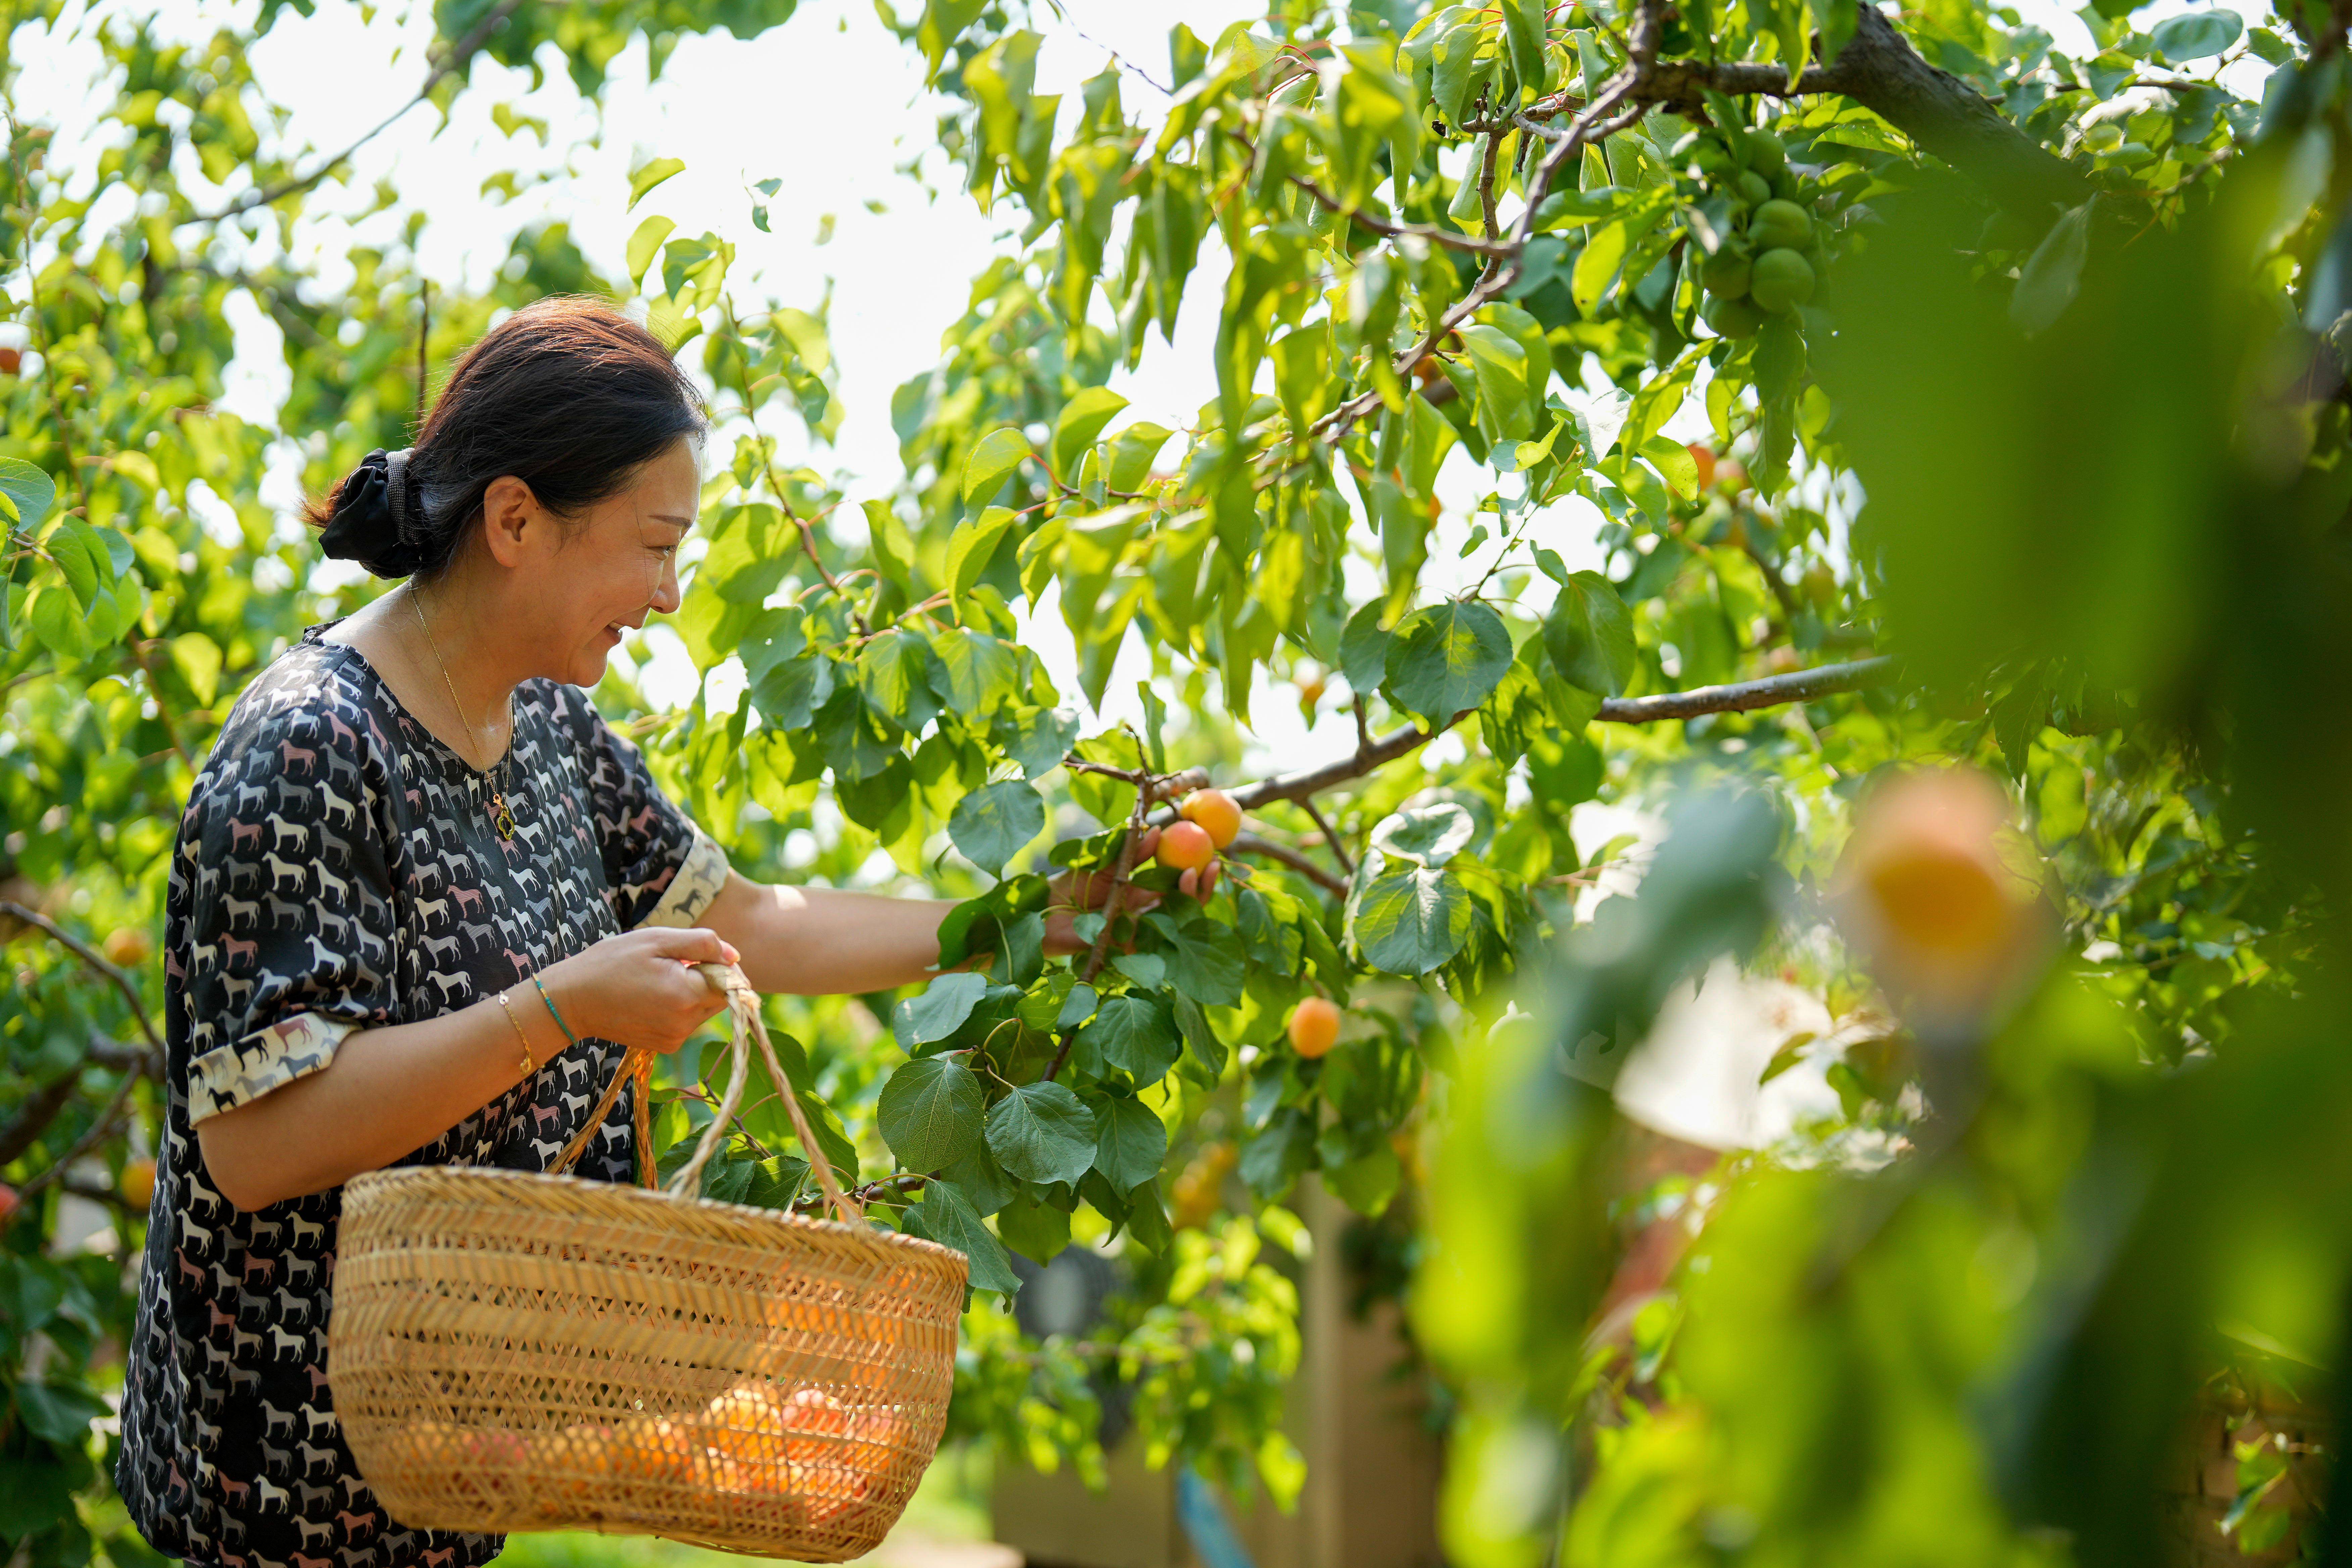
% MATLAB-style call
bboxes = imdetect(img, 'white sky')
[17,0,2269,779]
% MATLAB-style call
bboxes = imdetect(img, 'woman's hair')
[303,296,705,578]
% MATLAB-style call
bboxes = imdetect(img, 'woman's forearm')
[195,988,562,1212]
[706,875,954,995]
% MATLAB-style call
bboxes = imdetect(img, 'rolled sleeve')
[641,831,731,930]
[188,1013,357,1126]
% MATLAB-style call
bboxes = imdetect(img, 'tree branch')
[1633,5,2095,220]
[1,900,164,1054]
[0,1071,82,1169]
[1231,656,1894,811]
[1229,833,1350,897]
[185,0,529,225]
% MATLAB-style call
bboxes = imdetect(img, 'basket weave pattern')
[329,966,967,1561]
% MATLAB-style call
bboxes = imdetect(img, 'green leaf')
[996,1191,1073,1264]
[1542,571,1636,695]
[918,1178,1022,1292]
[1369,803,1474,868]
[2150,8,2240,60]
[1092,1098,1169,1195]
[950,779,1046,878]
[855,627,942,731]
[753,653,836,730]
[1383,600,1512,727]
[948,505,1018,609]
[772,306,831,374]
[878,1056,985,1172]
[13,1379,111,1446]
[2011,201,2094,335]
[1146,913,1246,1006]
[0,458,56,533]
[1053,386,1129,481]
[46,519,106,608]
[1350,864,1472,974]
[1076,993,1181,1085]
[628,155,686,210]
[985,1080,1098,1185]
[962,426,1030,508]
[930,626,1019,712]
[898,970,991,1046]
[1431,20,1488,128]
[169,633,224,707]
[995,705,1081,780]
[1339,601,1391,695]
[627,215,677,289]
[28,587,88,662]
[1501,0,1548,98]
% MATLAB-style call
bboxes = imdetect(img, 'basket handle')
[544,962,860,1227]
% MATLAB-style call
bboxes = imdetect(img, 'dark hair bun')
[316,449,422,578]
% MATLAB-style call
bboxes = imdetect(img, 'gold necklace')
[407,583,519,842]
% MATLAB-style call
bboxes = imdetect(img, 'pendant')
[490,792,518,842]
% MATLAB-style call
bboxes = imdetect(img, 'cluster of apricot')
[1679,126,1827,340]
[1138,787,1243,901]
[409,1379,906,1529]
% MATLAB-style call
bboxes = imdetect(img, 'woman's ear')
[479,474,547,569]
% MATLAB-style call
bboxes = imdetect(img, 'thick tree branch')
[1634,5,2095,220]
[1,900,164,1054]
[0,1072,82,1169]
[1231,656,1894,811]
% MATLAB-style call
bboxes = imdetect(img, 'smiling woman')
[110,297,1139,1568]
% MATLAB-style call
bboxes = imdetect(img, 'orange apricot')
[1155,820,1215,873]
[1287,997,1340,1059]
[1178,788,1242,849]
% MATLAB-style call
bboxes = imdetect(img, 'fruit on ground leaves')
[1287,997,1341,1059]
[1702,293,1766,339]
[1178,788,1241,849]
[102,927,152,967]
[1155,820,1215,873]
[121,1158,156,1210]
[1699,248,1751,300]
[1749,248,1816,313]
[1750,198,1812,252]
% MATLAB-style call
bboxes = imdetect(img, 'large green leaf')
[878,1056,984,1171]
[1541,570,1636,695]
[628,155,685,209]
[1384,600,1512,728]
[1091,1097,1169,1195]
[1350,864,1472,974]
[961,426,1030,507]
[1052,386,1129,480]
[897,971,990,1046]
[0,458,56,533]
[916,1179,1021,1293]
[985,1080,1097,1185]
[1076,993,1180,1085]
[855,627,942,731]
[949,778,1046,877]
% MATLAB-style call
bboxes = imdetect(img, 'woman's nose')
[650,557,683,615]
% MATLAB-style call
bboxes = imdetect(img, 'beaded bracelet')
[494,990,536,1076]
[530,973,581,1049]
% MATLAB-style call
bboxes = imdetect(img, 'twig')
[0,900,165,1054]
[721,303,869,634]
[16,1066,142,1198]
[1297,795,1355,877]
[186,0,530,224]
[1229,833,1349,897]
[794,1171,932,1214]
[1286,173,1518,259]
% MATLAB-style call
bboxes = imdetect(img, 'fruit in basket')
[699,1382,892,1524]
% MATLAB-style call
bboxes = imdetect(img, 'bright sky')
[16,0,2270,778]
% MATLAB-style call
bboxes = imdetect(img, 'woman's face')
[544,437,700,688]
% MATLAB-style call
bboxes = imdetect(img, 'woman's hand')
[537,926,739,1051]
[1044,864,1162,958]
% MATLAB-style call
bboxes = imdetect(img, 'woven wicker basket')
[330,965,967,1561]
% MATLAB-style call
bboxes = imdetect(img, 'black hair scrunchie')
[317,448,425,578]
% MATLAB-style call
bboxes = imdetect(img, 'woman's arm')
[699,869,1162,996]
[197,925,735,1211]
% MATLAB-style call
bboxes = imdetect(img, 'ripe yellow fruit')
[1688,444,1716,490]
[1156,820,1215,873]
[102,927,151,968]
[1178,788,1242,849]
[1287,997,1341,1059]
[121,1158,156,1210]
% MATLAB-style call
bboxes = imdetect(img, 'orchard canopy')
[7,0,2352,1564]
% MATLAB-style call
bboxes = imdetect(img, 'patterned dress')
[116,622,731,1568]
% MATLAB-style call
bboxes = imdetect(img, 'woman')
[117,297,1114,1568]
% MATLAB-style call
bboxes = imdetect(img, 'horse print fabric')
[117,622,730,1568]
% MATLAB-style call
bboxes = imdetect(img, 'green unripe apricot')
[1734,171,1774,207]
[1693,139,1735,178]
[1700,247,1753,300]
[1744,128,1788,176]
[1751,198,1812,252]
[1703,292,1767,339]
[1749,247,1817,313]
